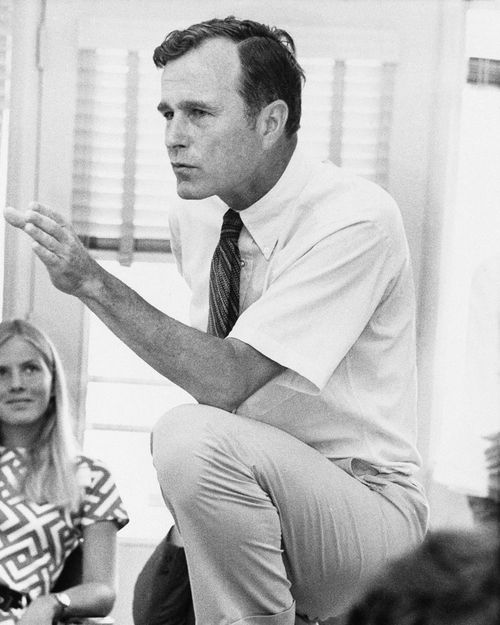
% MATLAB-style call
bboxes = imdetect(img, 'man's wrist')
[75,258,107,302]
[77,262,117,308]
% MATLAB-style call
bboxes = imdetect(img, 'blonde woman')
[0,319,128,624]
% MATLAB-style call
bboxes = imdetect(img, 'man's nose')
[164,115,189,150]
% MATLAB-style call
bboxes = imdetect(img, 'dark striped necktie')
[207,209,244,338]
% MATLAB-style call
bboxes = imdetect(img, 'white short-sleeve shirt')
[169,145,421,476]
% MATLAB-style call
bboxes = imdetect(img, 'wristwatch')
[52,592,71,619]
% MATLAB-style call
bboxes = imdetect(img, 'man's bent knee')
[151,403,232,507]
[152,403,209,464]
[152,401,234,447]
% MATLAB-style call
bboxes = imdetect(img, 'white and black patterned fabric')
[0,447,129,624]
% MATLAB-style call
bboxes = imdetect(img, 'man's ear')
[258,100,289,148]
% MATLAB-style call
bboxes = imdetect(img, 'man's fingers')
[32,241,60,265]
[24,222,61,253]
[6,201,91,296]
[25,207,70,243]
[29,201,68,226]
[4,203,70,246]
[4,206,27,228]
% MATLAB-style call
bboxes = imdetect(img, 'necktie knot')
[220,209,243,242]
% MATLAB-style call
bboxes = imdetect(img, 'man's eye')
[0,367,7,377]
[163,111,174,120]
[190,109,207,119]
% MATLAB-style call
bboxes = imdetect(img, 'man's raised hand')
[4,202,100,297]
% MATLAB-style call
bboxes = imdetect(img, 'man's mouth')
[171,163,197,180]
[171,163,194,169]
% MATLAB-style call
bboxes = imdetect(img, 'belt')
[0,584,30,611]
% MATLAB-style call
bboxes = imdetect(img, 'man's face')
[158,38,264,209]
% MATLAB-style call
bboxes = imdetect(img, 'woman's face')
[0,336,53,437]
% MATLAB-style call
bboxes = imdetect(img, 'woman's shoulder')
[75,454,115,489]
[74,454,129,528]
[76,453,109,471]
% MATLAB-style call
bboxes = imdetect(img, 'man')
[5,16,428,625]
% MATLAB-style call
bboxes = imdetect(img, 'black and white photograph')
[0,1,499,624]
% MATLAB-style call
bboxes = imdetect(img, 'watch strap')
[52,592,71,619]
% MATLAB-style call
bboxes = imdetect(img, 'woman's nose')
[10,369,25,390]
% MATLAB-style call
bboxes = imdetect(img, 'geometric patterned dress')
[0,447,129,624]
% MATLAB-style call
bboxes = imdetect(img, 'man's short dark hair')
[153,16,305,137]
[346,529,500,625]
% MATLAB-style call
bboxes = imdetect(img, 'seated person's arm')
[18,521,118,624]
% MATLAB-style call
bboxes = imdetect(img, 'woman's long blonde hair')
[0,319,82,510]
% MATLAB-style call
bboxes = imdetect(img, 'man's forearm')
[4,203,282,410]
[80,265,267,411]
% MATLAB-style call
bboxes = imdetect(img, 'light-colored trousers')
[152,404,428,625]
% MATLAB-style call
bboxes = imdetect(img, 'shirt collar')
[238,143,314,260]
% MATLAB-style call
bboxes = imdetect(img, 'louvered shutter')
[301,58,395,188]
[72,48,175,265]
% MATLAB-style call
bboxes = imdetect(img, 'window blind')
[300,58,395,188]
[72,46,397,265]
[0,0,11,151]
[468,57,500,86]
[72,48,176,265]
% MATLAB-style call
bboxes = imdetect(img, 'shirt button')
[240,260,246,267]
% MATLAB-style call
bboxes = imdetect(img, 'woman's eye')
[24,364,40,374]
